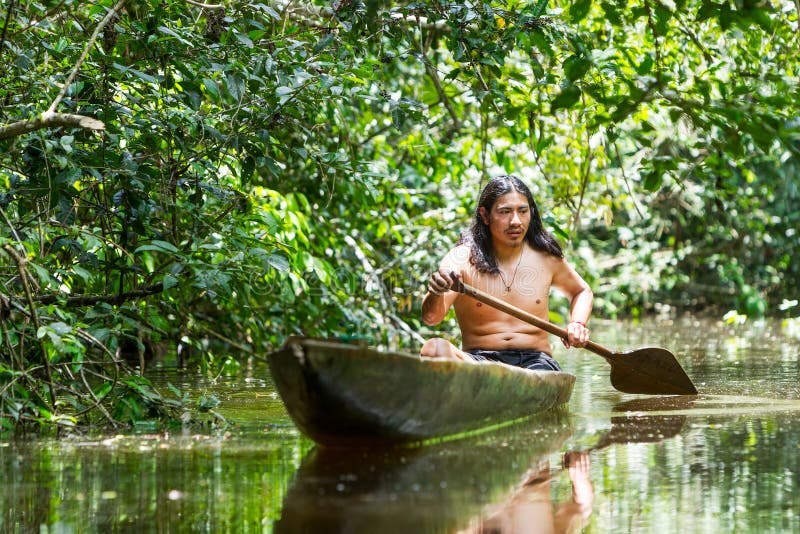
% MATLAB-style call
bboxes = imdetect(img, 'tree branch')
[571,107,593,235]
[423,60,462,132]
[644,0,663,84]
[0,112,105,140]
[274,0,335,23]
[47,0,126,114]
[675,15,714,64]
[613,138,644,219]
[186,0,224,8]
[34,283,165,306]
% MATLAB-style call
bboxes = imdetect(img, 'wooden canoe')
[267,337,575,447]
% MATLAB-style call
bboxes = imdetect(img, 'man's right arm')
[422,291,454,326]
[422,247,468,325]
[421,268,460,325]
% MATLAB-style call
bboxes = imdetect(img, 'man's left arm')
[551,259,593,348]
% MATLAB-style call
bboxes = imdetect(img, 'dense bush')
[0,0,797,429]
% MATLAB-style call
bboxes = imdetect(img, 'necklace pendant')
[498,248,524,297]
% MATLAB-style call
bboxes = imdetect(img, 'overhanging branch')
[0,112,105,140]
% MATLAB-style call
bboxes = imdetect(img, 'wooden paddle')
[452,279,698,395]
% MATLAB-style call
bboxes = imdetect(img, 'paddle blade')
[606,347,698,395]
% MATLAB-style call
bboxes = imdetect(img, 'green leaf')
[113,63,159,84]
[313,33,336,54]
[162,274,179,289]
[37,326,49,340]
[50,322,72,335]
[600,1,622,24]
[654,5,672,34]
[312,256,332,284]
[55,168,80,185]
[234,32,254,48]
[263,5,281,19]
[135,240,179,254]
[30,264,53,287]
[391,106,406,128]
[72,265,92,283]
[94,382,113,399]
[225,72,245,101]
[266,254,290,272]
[637,54,654,75]
[91,328,111,343]
[158,26,193,47]
[167,382,183,399]
[530,31,555,58]
[551,85,582,111]
[203,78,220,101]
[532,0,550,17]
[67,80,84,96]
[563,55,591,82]
[643,170,663,191]
[696,0,718,22]
[570,0,592,22]
[748,8,774,31]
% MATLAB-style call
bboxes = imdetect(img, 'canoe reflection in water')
[274,409,575,533]
[274,396,693,533]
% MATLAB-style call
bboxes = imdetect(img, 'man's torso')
[448,244,557,353]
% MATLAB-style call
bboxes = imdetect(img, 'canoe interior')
[268,337,575,447]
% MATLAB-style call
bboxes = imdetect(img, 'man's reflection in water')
[460,451,594,534]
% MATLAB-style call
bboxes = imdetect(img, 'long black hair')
[460,175,564,274]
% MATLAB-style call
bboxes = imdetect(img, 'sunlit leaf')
[266,254,290,272]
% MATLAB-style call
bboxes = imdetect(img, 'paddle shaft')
[448,278,698,394]
[455,281,615,359]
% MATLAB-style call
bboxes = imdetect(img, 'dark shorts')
[465,348,562,372]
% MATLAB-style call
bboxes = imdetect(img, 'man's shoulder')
[442,244,472,268]
[526,246,568,273]
[527,245,561,262]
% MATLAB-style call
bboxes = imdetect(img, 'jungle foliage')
[0,0,798,430]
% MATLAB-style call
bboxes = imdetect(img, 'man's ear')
[478,207,489,225]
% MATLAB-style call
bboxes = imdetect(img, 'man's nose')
[511,212,522,224]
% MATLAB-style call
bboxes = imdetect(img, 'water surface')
[2,317,799,532]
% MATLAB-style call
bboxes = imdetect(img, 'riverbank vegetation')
[1,0,798,430]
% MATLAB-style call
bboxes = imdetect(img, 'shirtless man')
[421,175,593,371]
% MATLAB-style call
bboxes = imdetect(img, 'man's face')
[479,191,530,248]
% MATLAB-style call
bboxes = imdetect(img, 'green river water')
[2,316,799,533]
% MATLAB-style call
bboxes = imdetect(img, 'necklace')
[498,247,525,294]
